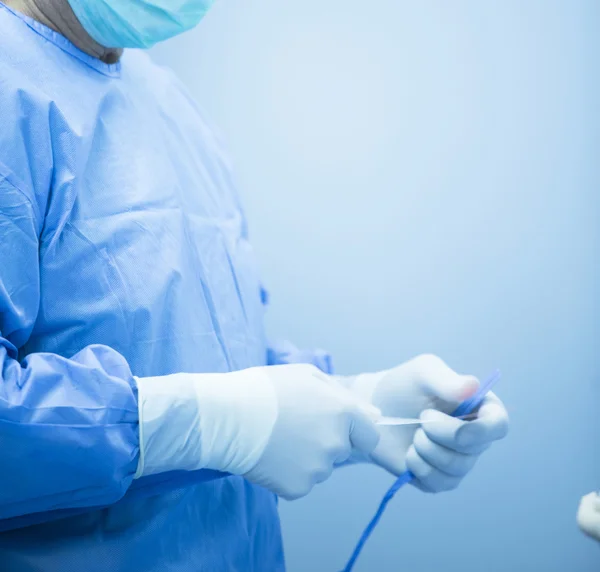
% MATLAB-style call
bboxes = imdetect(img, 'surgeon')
[0,1,510,571]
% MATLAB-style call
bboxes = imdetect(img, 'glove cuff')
[134,369,278,478]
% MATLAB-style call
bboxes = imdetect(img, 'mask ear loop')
[340,369,502,572]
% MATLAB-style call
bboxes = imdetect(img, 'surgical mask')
[67,0,215,49]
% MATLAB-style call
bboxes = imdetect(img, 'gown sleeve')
[0,174,140,522]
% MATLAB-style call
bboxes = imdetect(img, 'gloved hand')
[134,364,381,500]
[338,354,509,492]
[577,492,600,542]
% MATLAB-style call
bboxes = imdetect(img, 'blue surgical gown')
[0,5,332,571]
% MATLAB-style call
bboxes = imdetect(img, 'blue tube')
[341,369,502,572]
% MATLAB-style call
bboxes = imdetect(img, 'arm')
[261,288,334,374]
[0,175,141,523]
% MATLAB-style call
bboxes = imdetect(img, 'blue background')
[152,1,600,570]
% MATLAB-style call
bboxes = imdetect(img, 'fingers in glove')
[406,445,463,493]
[348,412,381,455]
[421,401,507,454]
[408,354,479,406]
[413,428,478,477]
[314,381,382,456]
[471,392,510,441]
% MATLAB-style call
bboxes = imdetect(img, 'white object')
[578,492,600,541]
[376,413,477,426]
[337,354,509,493]
[135,364,381,500]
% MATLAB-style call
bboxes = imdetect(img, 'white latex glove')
[135,364,380,500]
[577,492,600,542]
[338,354,509,492]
